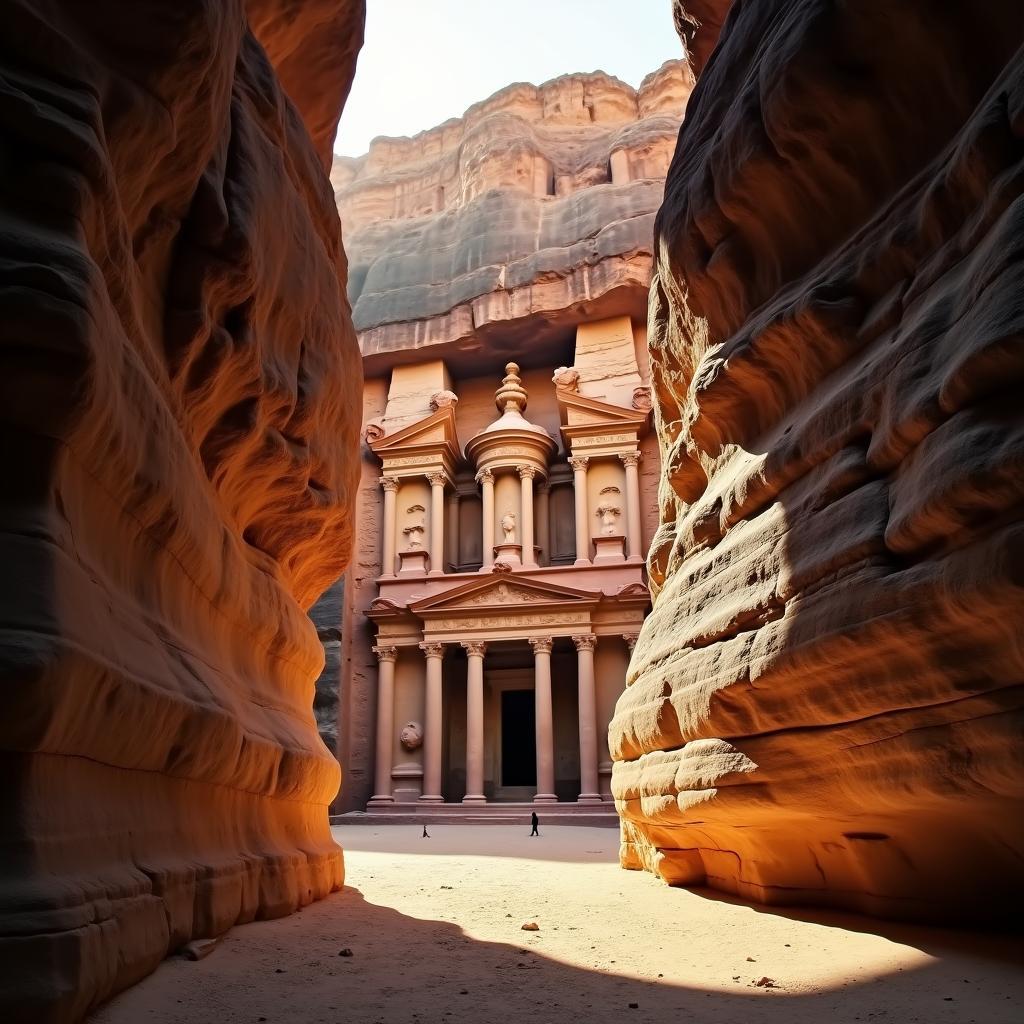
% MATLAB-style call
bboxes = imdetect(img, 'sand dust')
[91,824,1024,1023]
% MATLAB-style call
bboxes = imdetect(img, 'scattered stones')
[754,977,778,989]
[338,948,354,958]
[521,922,540,931]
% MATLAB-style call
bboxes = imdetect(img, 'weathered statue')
[400,722,423,751]
[501,510,517,542]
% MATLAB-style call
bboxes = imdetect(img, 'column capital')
[426,471,447,488]
[619,452,641,468]
[529,637,554,655]
[379,475,399,492]
[476,468,494,485]
[571,633,597,652]
[622,633,640,652]
[462,640,487,657]
[419,641,446,659]
[518,466,538,481]
[568,456,589,472]
[372,644,398,663]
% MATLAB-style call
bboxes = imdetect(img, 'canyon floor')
[92,824,1024,1024]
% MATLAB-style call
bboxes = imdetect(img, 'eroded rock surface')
[612,1,1024,922]
[0,1,364,1018]
[335,63,692,373]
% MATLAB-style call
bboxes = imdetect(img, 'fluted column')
[462,641,487,803]
[519,466,537,568]
[620,452,643,562]
[380,476,398,577]
[529,637,557,803]
[570,456,590,565]
[573,633,601,803]
[419,641,445,802]
[427,472,446,576]
[536,482,550,566]
[369,645,398,803]
[447,491,461,572]
[478,469,495,570]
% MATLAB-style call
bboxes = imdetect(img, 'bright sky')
[335,0,682,157]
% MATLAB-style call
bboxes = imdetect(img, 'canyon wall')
[0,1,364,1019]
[334,62,692,375]
[611,1,1024,922]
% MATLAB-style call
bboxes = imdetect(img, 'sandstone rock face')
[0,2,364,1019]
[335,63,692,373]
[612,1,1024,923]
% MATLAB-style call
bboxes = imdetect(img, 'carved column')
[369,645,398,803]
[570,456,591,565]
[623,633,639,685]
[620,452,643,562]
[447,491,460,571]
[536,481,550,566]
[380,476,398,577]
[573,634,602,803]
[419,641,445,802]
[478,469,495,570]
[462,641,487,803]
[519,466,537,568]
[427,472,446,576]
[529,637,557,803]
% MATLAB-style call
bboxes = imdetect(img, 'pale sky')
[335,0,682,157]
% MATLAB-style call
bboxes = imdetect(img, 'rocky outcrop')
[335,63,692,373]
[0,1,364,1019]
[612,1,1024,922]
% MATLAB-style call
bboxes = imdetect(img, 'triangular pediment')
[410,574,600,616]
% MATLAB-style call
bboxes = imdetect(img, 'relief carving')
[501,510,517,542]
[552,366,580,391]
[399,721,423,750]
[430,389,459,411]
[402,503,426,549]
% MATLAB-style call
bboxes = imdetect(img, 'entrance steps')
[331,801,619,828]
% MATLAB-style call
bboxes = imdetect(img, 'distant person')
[530,811,539,837]
[422,824,430,839]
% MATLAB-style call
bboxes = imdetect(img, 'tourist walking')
[530,811,539,837]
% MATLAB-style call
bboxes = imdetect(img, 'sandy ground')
[92,824,1024,1024]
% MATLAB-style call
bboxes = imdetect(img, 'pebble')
[521,922,539,931]
[338,948,354,958]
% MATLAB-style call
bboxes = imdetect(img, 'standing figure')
[530,811,539,837]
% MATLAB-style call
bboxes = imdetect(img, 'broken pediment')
[368,404,463,476]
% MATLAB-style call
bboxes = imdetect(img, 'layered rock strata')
[611,0,1024,922]
[0,1,364,1019]
[334,63,692,373]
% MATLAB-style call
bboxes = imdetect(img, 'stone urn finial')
[495,361,528,415]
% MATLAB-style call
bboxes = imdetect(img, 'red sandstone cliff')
[0,2,364,1019]
[611,0,1024,923]
[334,63,692,374]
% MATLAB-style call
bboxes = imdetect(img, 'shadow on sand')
[91,883,1024,1024]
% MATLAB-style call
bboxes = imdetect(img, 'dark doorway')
[501,689,536,786]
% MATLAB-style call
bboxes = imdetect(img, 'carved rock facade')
[0,1,364,1018]
[334,63,692,371]
[611,1,1024,923]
